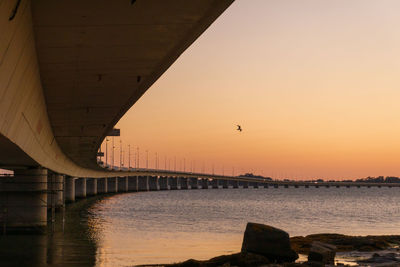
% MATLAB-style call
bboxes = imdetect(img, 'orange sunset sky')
[101,0,400,180]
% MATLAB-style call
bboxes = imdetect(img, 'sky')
[101,0,400,180]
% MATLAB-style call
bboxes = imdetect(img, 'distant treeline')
[238,173,400,183]
[238,173,273,181]
[354,176,400,183]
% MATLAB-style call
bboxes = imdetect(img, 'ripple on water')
[86,187,400,266]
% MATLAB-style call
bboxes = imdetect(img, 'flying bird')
[236,125,242,132]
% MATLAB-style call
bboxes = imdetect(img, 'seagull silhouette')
[236,125,242,132]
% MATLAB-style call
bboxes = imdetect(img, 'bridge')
[0,0,237,231]
[0,0,397,233]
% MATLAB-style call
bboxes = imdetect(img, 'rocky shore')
[152,223,400,267]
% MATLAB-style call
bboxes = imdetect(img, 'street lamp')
[174,156,176,171]
[120,140,122,169]
[137,147,139,168]
[112,137,115,168]
[128,144,131,169]
[146,150,148,169]
[105,138,109,166]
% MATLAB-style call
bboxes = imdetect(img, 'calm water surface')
[89,187,400,266]
[1,187,400,266]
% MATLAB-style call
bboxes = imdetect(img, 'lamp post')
[128,144,131,169]
[105,138,109,166]
[146,150,148,169]
[120,140,122,169]
[112,137,115,168]
[174,156,176,172]
[137,147,139,168]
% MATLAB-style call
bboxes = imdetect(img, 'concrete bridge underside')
[0,0,233,177]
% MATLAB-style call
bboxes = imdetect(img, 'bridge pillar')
[159,177,168,190]
[219,180,228,189]
[211,179,219,189]
[200,179,209,189]
[239,181,248,188]
[65,176,75,202]
[138,176,149,191]
[249,182,258,188]
[0,168,48,231]
[284,184,289,188]
[118,177,128,192]
[47,173,64,209]
[229,180,238,189]
[189,178,198,189]
[107,177,118,193]
[148,176,159,191]
[305,185,309,188]
[128,176,138,191]
[263,183,269,188]
[86,178,97,196]
[179,177,188,190]
[168,177,178,190]
[97,178,108,194]
[75,178,87,198]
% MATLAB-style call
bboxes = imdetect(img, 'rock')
[290,234,400,254]
[241,222,298,263]
[307,241,336,264]
[357,252,400,265]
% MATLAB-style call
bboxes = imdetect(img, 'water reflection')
[0,196,105,267]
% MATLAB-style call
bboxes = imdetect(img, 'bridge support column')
[159,177,168,190]
[138,176,149,191]
[219,180,228,189]
[97,178,108,194]
[107,177,118,193]
[200,179,209,189]
[148,176,159,191]
[0,168,48,231]
[65,176,75,202]
[47,173,64,209]
[211,179,219,189]
[263,184,269,189]
[86,178,97,196]
[75,178,87,198]
[168,177,178,190]
[229,180,238,189]
[118,177,128,192]
[128,176,138,191]
[249,182,258,188]
[189,178,198,189]
[179,177,188,190]
[239,181,248,188]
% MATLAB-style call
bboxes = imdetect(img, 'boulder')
[241,222,298,263]
[357,252,400,265]
[307,241,336,264]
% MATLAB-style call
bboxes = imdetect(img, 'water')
[1,187,400,266]
[89,187,400,266]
